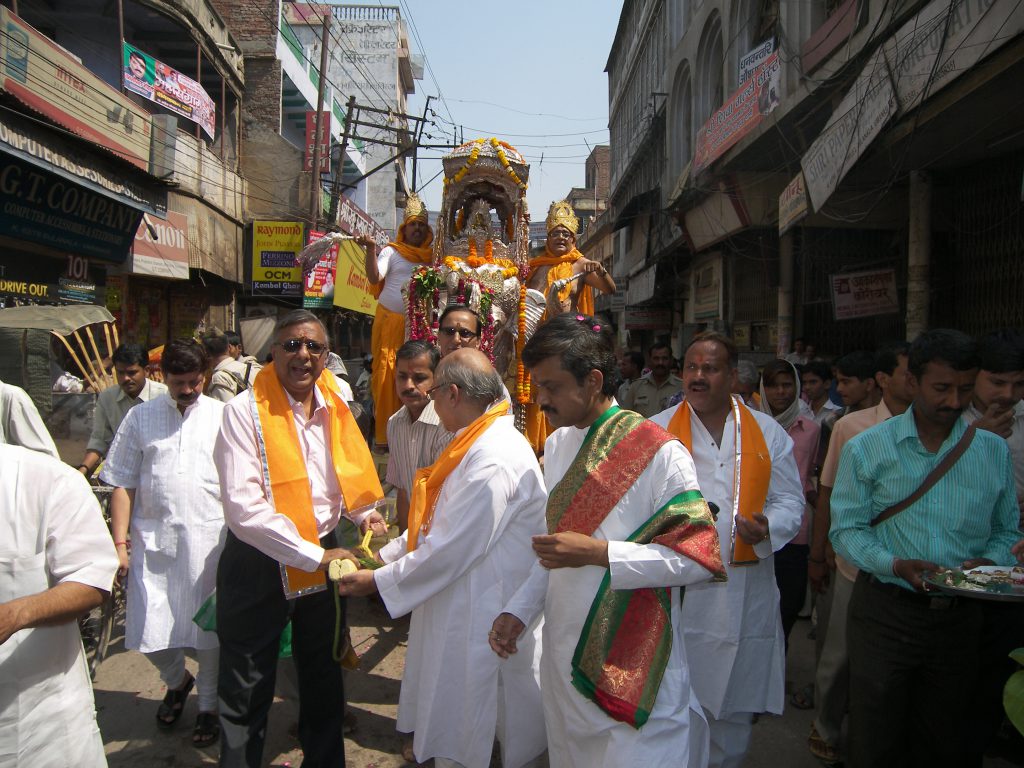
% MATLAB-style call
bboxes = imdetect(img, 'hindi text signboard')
[831,268,899,320]
[123,42,215,140]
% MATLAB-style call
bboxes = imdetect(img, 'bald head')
[435,348,502,409]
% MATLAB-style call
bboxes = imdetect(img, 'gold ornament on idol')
[546,200,579,235]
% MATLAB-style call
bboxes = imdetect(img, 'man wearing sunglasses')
[437,303,482,357]
[214,309,387,767]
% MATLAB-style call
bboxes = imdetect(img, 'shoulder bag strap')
[871,423,977,527]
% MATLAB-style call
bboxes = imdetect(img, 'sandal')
[791,683,815,710]
[808,724,841,765]
[156,671,194,729]
[192,712,220,748]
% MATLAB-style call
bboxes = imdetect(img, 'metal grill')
[797,227,906,356]
[942,154,1024,334]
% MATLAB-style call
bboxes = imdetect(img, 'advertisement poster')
[123,41,216,140]
[332,239,378,316]
[693,51,780,174]
[252,221,303,297]
[831,269,899,320]
[303,229,338,309]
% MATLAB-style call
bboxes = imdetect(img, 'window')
[695,12,724,127]
[668,61,692,178]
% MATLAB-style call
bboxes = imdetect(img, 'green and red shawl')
[547,406,725,729]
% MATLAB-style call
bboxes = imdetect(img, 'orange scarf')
[370,226,434,298]
[528,247,594,317]
[667,397,771,565]
[252,365,384,595]
[407,400,509,552]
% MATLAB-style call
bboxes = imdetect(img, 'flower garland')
[443,251,518,280]
[515,284,531,404]
[406,267,444,345]
[443,138,484,188]
[490,137,527,191]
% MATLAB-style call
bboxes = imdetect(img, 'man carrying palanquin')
[338,348,547,768]
[522,201,615,452]
[491,312,725,768]
[357,193,434,451]
[651,331,804,768]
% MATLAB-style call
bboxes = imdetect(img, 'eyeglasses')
[426,382,454,400]
[439,326,478,340]
[275,338,328,356]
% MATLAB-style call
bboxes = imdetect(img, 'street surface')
[95,595,1018,767]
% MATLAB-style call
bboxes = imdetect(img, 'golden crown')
[403,192,428,223]
[546,200,578,235]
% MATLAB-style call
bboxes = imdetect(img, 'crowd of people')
[0,200,1021,768]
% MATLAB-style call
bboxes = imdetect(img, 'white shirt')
[376,415,547,768]
[385,401,453,494]
[215,385,370,572]
[651,402,805,719]
[0,444,117,767]
[100,393,226,652]
[376,245,417,314]
[965,400,1024,505]
[505,406,717,768]
[87,378,167,454]
[0,378,58,457]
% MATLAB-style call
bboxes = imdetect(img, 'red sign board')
[305,111,331,173]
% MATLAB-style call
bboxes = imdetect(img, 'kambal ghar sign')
[830,268,899,320]
[252,221,303,298]
[123,42,216,140]
[332,239,377,316]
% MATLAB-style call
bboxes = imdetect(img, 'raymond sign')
[0,9,152,170]
[303,229,337,309]
[252,221,302,297]
[305,112,331,173]
[123,42,216,140]
[831,269,899,320]
[332,239,377,316]
[693,51,780,174]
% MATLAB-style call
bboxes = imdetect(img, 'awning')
[0,304,114,333]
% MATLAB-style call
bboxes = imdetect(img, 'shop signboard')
[0,9,152,170]
[123,42,215,140]
[332,239,377,316]
[801,48,896,212]
[304,111,331,173]
[733,323,751,349]
[830,268,899,320]
[739,38,774,84]
[57,278,96,304]
[130,212,189,280]
[778,172,808,235]
[693,51,780,174]
[624,308,671,331]
[0,154,143,261]
[251,220,303,297]
[303,229,337,309]
[335,194,389,248]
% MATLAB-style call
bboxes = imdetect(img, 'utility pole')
[308,10,331,227]
[411,95,432,191]
[328,94,357,226]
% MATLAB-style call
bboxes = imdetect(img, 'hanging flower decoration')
[407,267,445,345]
[444,251,518,279]
[491,137,527,191]
[443,138,485,188]
[515,284,531,404]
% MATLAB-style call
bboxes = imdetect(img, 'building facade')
[608,0,1024,361]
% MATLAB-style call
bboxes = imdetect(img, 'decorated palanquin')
[404,138,546,431]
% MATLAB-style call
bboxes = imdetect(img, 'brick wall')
[210,0,277,53]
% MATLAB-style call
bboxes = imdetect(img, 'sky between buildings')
[399,0,621,217]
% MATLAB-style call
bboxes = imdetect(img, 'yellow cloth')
[524,401,548,455]
[528,248,594,317]
[252,365,384,594]
[407,400,510,552]
[371,304,405,446]
[369,227,434,299]
[667,399,771,564]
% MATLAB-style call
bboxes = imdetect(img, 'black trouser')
[847,572,982,768]
[216,531,345,768]
[773,542,809,650]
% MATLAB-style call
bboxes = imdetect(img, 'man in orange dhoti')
[523,201,615,452]
[358,193,434,450]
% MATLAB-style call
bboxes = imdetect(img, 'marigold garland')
[515,284,531,404]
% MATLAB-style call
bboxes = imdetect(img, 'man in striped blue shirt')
[830,328,1019,768]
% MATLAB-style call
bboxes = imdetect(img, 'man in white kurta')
[0,377,58,457]
[338,349,547,768]
[493,313,725,768]
[651,333,804,768]
[100,340,226,741]
[0,444,118,767]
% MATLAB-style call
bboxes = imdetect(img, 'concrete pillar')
[776,232,794,358]
[906,170,932,340]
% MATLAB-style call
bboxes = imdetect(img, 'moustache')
[176,392,200,404]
